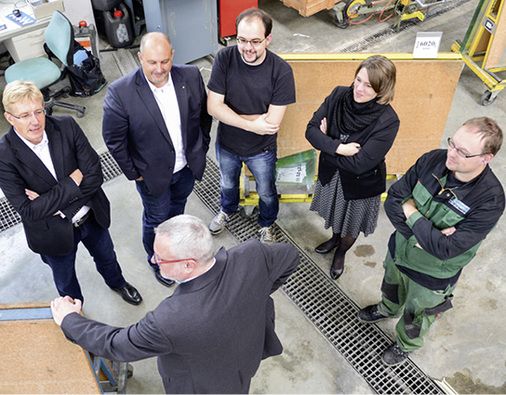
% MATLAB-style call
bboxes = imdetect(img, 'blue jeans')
[216,143,278,227]
[41,212,126,303]
[136,165,195,266]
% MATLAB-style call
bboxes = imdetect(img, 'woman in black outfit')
[305,55,399,280]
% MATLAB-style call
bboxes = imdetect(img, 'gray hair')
[154,215,214,265]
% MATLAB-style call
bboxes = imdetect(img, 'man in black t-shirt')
[207,8,296,243]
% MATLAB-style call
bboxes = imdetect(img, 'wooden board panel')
[483,3,506,69]
[0,303,101,394]
[278,53,464,175]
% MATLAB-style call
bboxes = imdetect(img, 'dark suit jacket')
[60,240,300,394]
[102,64,212,197]
[0,116,110,256]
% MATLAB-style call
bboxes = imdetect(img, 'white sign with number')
[413,32,443,58]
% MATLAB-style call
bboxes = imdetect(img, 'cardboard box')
[28,0,65,20]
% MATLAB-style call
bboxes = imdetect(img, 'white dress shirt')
[15,129,90,223]
[145,72,187,173]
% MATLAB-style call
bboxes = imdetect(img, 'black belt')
[73,210,91,228]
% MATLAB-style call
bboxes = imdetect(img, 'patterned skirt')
[310,170,381,238]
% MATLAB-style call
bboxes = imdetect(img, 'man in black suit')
[102,32,212,287]
[0,80,141,305]
[51,214,299,394]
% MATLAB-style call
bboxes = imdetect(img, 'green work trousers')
[377,251,455,352]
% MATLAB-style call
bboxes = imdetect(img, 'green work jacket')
[385,149,504,279]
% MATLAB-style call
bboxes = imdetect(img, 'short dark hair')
[235,8,273,37]
[464,117,503,155]
[354,55,396,105]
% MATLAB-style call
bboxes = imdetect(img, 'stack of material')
[279,0,342,17]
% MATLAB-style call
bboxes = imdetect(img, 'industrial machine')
[334,0,454,31]
[451,0,506,105]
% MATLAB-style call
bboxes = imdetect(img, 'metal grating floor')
[194,158,444,394]
[0,151,123,232]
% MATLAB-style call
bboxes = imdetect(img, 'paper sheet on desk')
[0,13,6,30]
[5,10,36,27]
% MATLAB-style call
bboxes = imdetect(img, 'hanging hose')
[378,0,396,22]
[346,0,401,25]
[348,0,388,25]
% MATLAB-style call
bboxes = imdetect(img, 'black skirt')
[310,170,381,238]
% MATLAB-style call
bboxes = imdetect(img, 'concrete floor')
[1,0,506,393]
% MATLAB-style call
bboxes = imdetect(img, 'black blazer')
[60,240,300,394]
[305,86,400,200]
[102,64,212,197]
[0,116,110,255]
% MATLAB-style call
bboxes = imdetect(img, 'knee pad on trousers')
[404,295,454,339]
[381,279,399,304]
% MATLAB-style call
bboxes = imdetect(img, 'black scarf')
[332,85,387,137]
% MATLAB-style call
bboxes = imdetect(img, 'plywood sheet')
[0,303,100,394]
[278,54,464,175]
[483,3,506,69]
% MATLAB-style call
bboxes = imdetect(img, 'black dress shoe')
[154,267,175,287]
[112,282,142,305]
[330,251,345,280]
[330,265,344,280]
[315,240,340,254]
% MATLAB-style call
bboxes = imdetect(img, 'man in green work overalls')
[358,117,504,366]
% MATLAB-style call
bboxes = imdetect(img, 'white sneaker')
[259,226,276,244]
[209,210,232,235]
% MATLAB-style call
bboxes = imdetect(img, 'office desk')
[0,15,50,41]
[0,2,51,62]
[1,0,98,62]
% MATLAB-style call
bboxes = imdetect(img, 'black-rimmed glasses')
[447,137,485,158]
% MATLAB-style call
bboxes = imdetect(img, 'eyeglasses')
[447,138,485,158]
[7,109,46,121]
[153,254,197,266]
[236,37,267,47]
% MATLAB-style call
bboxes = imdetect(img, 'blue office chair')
[5,11,86,118]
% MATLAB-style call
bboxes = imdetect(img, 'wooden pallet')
[279,0,342,17]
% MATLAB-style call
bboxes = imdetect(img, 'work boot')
[357,305,389,323]
[381,343,410,366]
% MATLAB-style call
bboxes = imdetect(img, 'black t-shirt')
[208,46,296,157]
